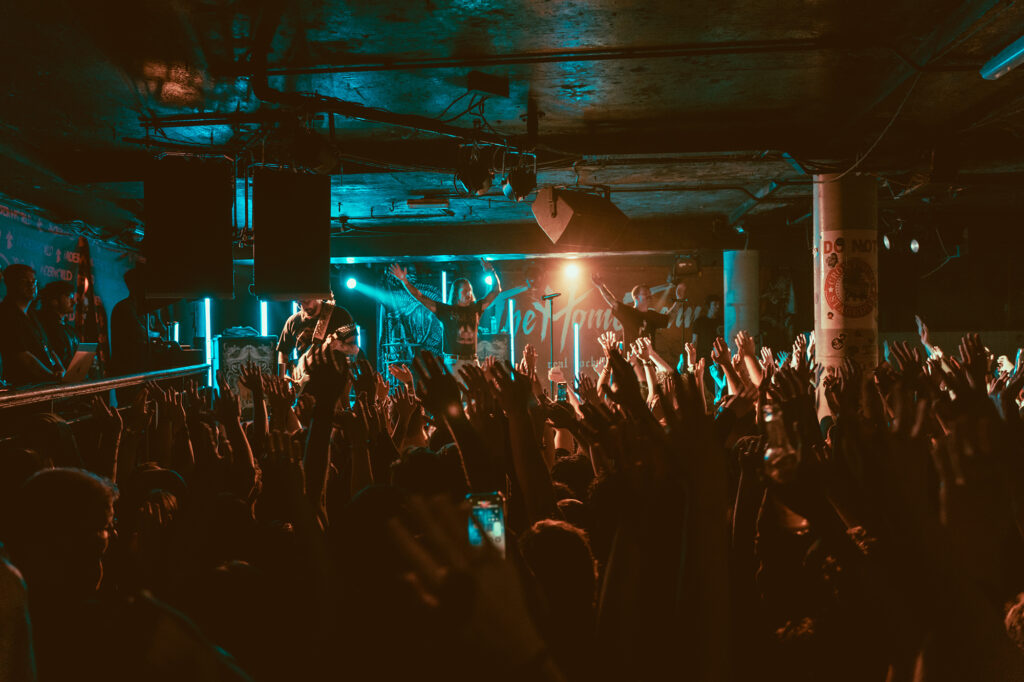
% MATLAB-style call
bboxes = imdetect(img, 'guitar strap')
[311,301,334,347]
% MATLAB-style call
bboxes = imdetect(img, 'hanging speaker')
[144,156,235,299]
[253,169,331,300]
[531,187,628,244]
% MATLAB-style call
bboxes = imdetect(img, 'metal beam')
[848,0,1010,128]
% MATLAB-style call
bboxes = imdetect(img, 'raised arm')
[664,282,688,317]
[479,260,502,310]
[591,272,619,309]
[389,263,438,313]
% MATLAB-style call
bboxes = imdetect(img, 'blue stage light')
[346,277,357,289]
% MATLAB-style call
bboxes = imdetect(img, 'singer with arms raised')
[389,260,501,374]
[277,295,358,383]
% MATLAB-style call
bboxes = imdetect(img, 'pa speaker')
[531,187,628,244]
[144,157,235,299]
[253,169,331,300]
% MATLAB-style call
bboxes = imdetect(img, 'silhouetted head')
[3,263,37,304]
[10,467,117,598]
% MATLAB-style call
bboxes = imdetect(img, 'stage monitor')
[531,187,628,245]
[253,168,331,300]
[144,157,235,299]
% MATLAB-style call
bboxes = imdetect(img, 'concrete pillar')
[812,174,879,373]
[723,250,759,345]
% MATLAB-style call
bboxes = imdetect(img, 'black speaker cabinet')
[531,187,629,244]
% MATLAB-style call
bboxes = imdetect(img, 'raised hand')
[575,374,599,404]
[213,372,241,424]
[547,365,567,385]
[388,263,409,282]
[91,395,123,438]
[958,333,989,392]
[486,361,535,414]
[684,341,697,370]
[593,355,608,377]
[126,386,153,433]
[598,332,618,356]
[889,341,922,383]
[481,258,496,273]
[735,330,756,359]
[711,337,731,367]
[388,363,414,387]
[387,496,547,667]
[237,361,265,398]
[411,351,462,418]
[759,346,776,371]
[522,344,538,376]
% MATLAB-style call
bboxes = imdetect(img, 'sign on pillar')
[818,230,878,368]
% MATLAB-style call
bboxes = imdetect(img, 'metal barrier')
[0,364,209,411]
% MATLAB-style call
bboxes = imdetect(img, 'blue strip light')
[508,299,515,366]
[259,300,269,336]
[356,325,362,349]
[573,322,580,380]
[981,34,1024,80]
[291,301,299,360]
[204,297,212,386]
[441,270,447,303]
[172,322,179,343]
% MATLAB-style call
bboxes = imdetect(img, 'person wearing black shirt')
[110,267,158,376]
[277,296,357,380]
[591,273,686,351]
[0,264,64,386]
[35,281,79,369]
[389,260,501,374]
[691,293,722,361]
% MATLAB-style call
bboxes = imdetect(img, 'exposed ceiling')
[2,0,1024,258]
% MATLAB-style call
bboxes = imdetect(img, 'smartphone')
[467,492,506,558]
[556,383,568,402]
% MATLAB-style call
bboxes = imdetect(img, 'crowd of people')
[3,314,1024,681]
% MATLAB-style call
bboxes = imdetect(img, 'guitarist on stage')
[276,295,358,381]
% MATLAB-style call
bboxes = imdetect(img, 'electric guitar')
[290,323,358,390]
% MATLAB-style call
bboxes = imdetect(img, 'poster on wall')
[818,230,878,361]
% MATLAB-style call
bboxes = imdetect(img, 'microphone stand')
[542,293,561,395]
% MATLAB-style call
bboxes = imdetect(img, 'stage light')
[981,34,1024,80]
[573,322,580,380]
[291,302,299,360]
[502,166,537,202]
[508,299,515,365]
[357,325,362,348]
[204,297,212,386]
[669,255,699,284]
[346,277,357,289]
[172,322,179,343]
[441,271,447,301]
[485,274,493,286]
[882,234,892,250]
[455,147,492,196]
[260,300,269,336]
[345,257,355,264]
[565,262,580,278]
[909,238,920,254]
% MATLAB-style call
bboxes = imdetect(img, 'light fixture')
[882,233,893,250]
[484,274,493,286]
[981,34,1024,80]
[260,300,269,336]
[455,146,493,196]
[669,255,699,284]
[291,302,300,360]
[565,262,580,278]
[909,238,920,254]
[345,257,355,264]
[502,166,537,202]
[346,277,357,289]
[356,325,362,348]
[441,271,448,300]
[172,322,179,343]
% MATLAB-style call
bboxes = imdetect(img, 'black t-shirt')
[693,314,722,360]
[35,311,78,368]
[613,301,669,349]
[276,303,355,359]
[433,301,485,357]
[0,298,54,386]
[110,297,151,375]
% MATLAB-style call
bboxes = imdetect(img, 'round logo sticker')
[824,259,876,318]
